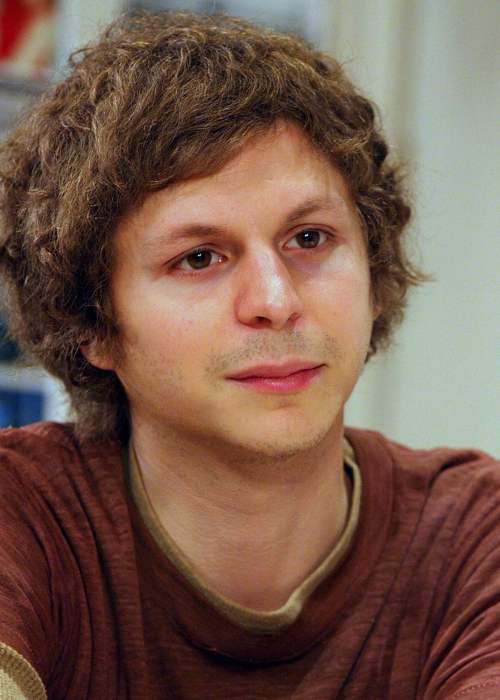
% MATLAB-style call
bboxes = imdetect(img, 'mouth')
[227,365,324,394]
[227,360,323,380]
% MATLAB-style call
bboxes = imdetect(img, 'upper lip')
[227,361,323,379]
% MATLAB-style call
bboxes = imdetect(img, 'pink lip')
[228,361,323,380]
[227,365,324,393]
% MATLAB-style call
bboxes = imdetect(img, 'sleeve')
[0,642,46,699]
[0,449,56,699]
[420,461,500,699]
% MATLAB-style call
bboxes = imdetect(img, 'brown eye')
[297,229,322,248]
[173,229,330,276]
[288,229,328,249]
[182,249,215,270]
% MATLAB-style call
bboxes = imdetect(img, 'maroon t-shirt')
[1,421,499,698]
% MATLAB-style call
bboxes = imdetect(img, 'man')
[0,11,498,699]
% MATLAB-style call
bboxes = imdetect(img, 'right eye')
[172,248,225,273]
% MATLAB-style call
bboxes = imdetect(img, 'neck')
[131,420,349,611]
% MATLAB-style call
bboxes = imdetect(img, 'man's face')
[93,122,377,460]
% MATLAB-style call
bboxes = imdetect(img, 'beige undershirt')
[0,642,47,700]
[127,437,362,634]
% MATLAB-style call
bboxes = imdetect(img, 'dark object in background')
[0,385,44,427]
[0,316,44,426]
[0,316,20,362]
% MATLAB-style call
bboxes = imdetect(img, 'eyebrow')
[144,195,344,252]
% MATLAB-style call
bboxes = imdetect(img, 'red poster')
[0,0,56,79]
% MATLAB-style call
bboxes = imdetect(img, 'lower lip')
[228,366,324,393]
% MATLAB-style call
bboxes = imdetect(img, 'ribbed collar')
[124,429,393,663]
[128,438,360,633]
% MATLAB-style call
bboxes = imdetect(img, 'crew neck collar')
[123,429,394,663]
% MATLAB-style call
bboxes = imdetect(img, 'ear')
[372,302,383,320]
[80,339,115,371]
[369,284,382,321]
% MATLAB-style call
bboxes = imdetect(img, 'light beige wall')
[331,1,500,454]
[22,0,129,422]
[44,1,500,452]
[55,0,127,76]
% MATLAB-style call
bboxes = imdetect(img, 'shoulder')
[0,419,121,480]
[345,425,499,493]
[0,421,125,528]
[0,421,80,496]
[346,425,500,552]
[0,422,125,694]
[0,420,80,465]
[346,426,500,583]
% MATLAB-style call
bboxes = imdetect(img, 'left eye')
[173,228,329,272]
[287,228,328,249]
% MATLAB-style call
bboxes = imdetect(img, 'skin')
[85,121,379,610]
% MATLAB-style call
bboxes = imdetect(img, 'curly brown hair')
[0,11,426,441]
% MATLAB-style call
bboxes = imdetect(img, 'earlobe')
[80,340,115,371]
[372,303,383,320]
[369,287,382,321]
[370,295,383,320]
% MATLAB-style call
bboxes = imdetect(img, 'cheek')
[137,313,208,384]
[124,286,198,344]
[316,266,372,323]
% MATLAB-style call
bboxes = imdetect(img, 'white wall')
[44,0,128,421]
[24,0,499,452]
[332,0,499,454]
[55,0,127,76]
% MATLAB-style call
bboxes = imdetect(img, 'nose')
[234,246,304,330]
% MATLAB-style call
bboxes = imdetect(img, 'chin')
[226,417,337,464]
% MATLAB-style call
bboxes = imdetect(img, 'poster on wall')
[130,0,311,40]
[0,0,56,80]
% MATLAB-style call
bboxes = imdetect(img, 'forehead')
[115,122,357,249]
[166,122,349,202]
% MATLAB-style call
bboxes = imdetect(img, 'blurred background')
[0,0,498,454]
